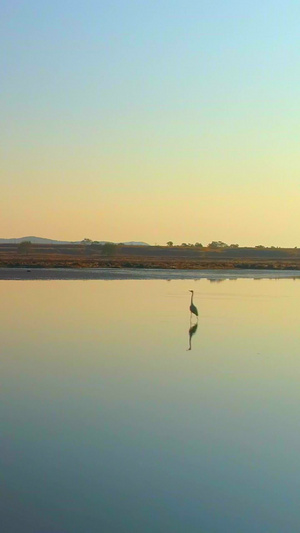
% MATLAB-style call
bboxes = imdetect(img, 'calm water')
[2,277,300,532]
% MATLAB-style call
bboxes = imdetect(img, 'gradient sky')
[1,1,300,246]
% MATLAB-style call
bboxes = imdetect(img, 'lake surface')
[2,275,300,532]
[1,266,300,280]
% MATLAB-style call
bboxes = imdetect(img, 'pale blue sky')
[1,1,300,245]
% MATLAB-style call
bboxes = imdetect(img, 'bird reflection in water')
[187,322,198,351]
[187,290,199,350]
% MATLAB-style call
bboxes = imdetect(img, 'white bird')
[189,290,198,320]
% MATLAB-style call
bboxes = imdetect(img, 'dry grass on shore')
[1,254,300,270]
[2,244,300,270]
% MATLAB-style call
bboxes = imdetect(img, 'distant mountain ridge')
[0,236,149,246]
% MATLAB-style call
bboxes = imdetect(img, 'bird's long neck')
[190,292,194,305]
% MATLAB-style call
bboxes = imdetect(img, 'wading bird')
[189,290,198,320]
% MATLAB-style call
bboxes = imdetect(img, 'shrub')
[18,241,32,254]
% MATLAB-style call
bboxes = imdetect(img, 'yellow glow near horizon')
[2,1,300,247]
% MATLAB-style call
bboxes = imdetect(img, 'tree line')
[16,239,291,255]
[166,241,239,248]
[16,240,119,256]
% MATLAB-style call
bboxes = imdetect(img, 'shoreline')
[1,267,300,281]
[2,259,300,270]
[2,244,300,272]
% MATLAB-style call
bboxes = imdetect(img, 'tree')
[18,241,32,254]
[166,241,173,247]
[89,242,102,252]
[208,241,228,249]
[102,242,118,256]
[194,242,203,248]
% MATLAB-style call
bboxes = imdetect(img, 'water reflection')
[3,278,300,532]
[187,322,198,351]
[2,268,300,281]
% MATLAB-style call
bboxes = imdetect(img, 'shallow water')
[1,266,300,280]
[2,277,300,532]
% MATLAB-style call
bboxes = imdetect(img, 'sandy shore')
[1,267,300,281]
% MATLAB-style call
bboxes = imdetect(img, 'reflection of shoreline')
[1,268,300,281]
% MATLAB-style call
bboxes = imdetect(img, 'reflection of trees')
[208,278,225,283]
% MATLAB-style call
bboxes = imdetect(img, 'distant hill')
[0,236,77,245]
[120,241,149,246]
[0,236,149,246]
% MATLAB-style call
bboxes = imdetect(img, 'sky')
[1,0,300,246]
